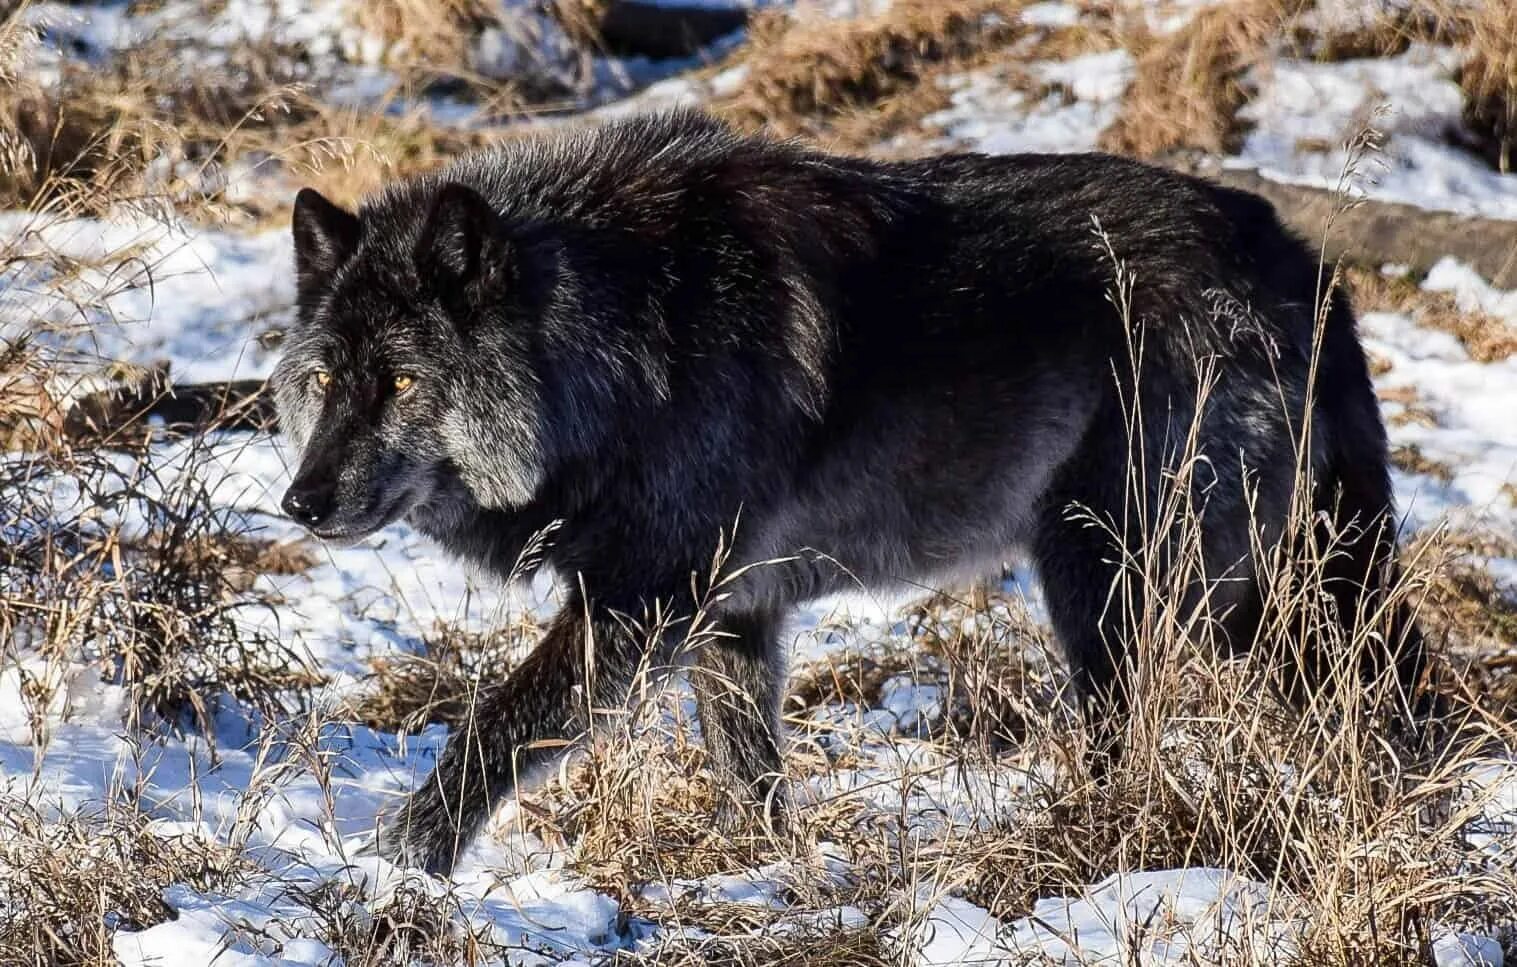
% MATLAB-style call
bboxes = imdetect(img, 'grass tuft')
[1100,0,1310,159]
[715,0,1027,140]
[1455,1,1517,174]
[0,802,246,967]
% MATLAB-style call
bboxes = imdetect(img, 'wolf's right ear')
[414,183,512,306]
[292,188,360,302]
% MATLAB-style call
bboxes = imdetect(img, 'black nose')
[281,481,335,527]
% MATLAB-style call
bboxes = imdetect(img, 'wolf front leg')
[377,595,656,875]
[691,610,788,831]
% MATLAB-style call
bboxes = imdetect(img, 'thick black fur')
[272,111,1427,874]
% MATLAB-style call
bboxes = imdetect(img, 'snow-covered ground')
[3,0,1517,964]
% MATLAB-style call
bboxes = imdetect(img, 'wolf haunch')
[272,110,1427,874]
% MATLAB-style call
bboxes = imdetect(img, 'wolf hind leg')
[1032,486,1141,770]
[692,610,788,831]
[1306,289,1437,725]
[377,594,659,875]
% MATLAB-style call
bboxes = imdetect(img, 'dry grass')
[0,436,325,737]
[1345,264,1517,363]
[0,9,499,222]
[1455,1,1517,174]
[344,617,542,732]
[1,24,302,217]
[0,339,66,452]
[1377,384,1441,429]
[0,802,247,967]
[1293,2,1461,63]
[352,0,499,82]
[1100,0,1310,159]
[291,877,521,966]
[351,0,604,105]
[1390,442,1456,484]
[1267,0,1515,175]
[715,0,1029,141]
[612,920,891,966]
[1406,527,1517,667]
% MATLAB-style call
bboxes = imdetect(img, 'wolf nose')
[282,483,335,527]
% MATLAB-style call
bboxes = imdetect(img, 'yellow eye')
[312,371,331,391]
[394,374,414,394]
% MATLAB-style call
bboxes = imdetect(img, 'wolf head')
[271,182,549,541]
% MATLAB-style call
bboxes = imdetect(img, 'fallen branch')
[64,370,274,442]
[1208,167,1517,288]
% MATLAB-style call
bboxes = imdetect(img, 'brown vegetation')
[0,438,324,736]
[1345,265,1517,363]
[352,0,501,82]
[0,803,246,967]
[0,11,497,222]
[1100,0,1309,159]
[1456,1,1517,174]
[344,618,542,732]
[715,0,1028,140]
[1390,442,1456,484]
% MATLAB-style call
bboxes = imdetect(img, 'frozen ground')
[3,0,1517,964]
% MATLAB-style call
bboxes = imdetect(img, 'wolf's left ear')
[415,183,511,300]
[292,188,360,301]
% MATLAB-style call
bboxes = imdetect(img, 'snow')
[0,212,295,383]
[1435,931,1506,967]
[1235,45,1517,220]
[1359,296,1517,519]
[902,869,1303,965]
[926,50,1135,156]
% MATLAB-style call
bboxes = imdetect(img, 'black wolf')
[272,111,1427,874]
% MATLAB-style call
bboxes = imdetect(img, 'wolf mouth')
[309,487,417,542]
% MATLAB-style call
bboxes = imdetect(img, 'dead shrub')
[1100,0,1310,159]
[716,0,1029,139]
[0,802,246,967]
[1456,1,1517,173]
[0,435,325,735]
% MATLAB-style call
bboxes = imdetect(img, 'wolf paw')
[371,802,459,877]
[711,783,790,839]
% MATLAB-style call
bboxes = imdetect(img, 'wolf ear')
[292,188,360,301]
[415,183,511,299]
